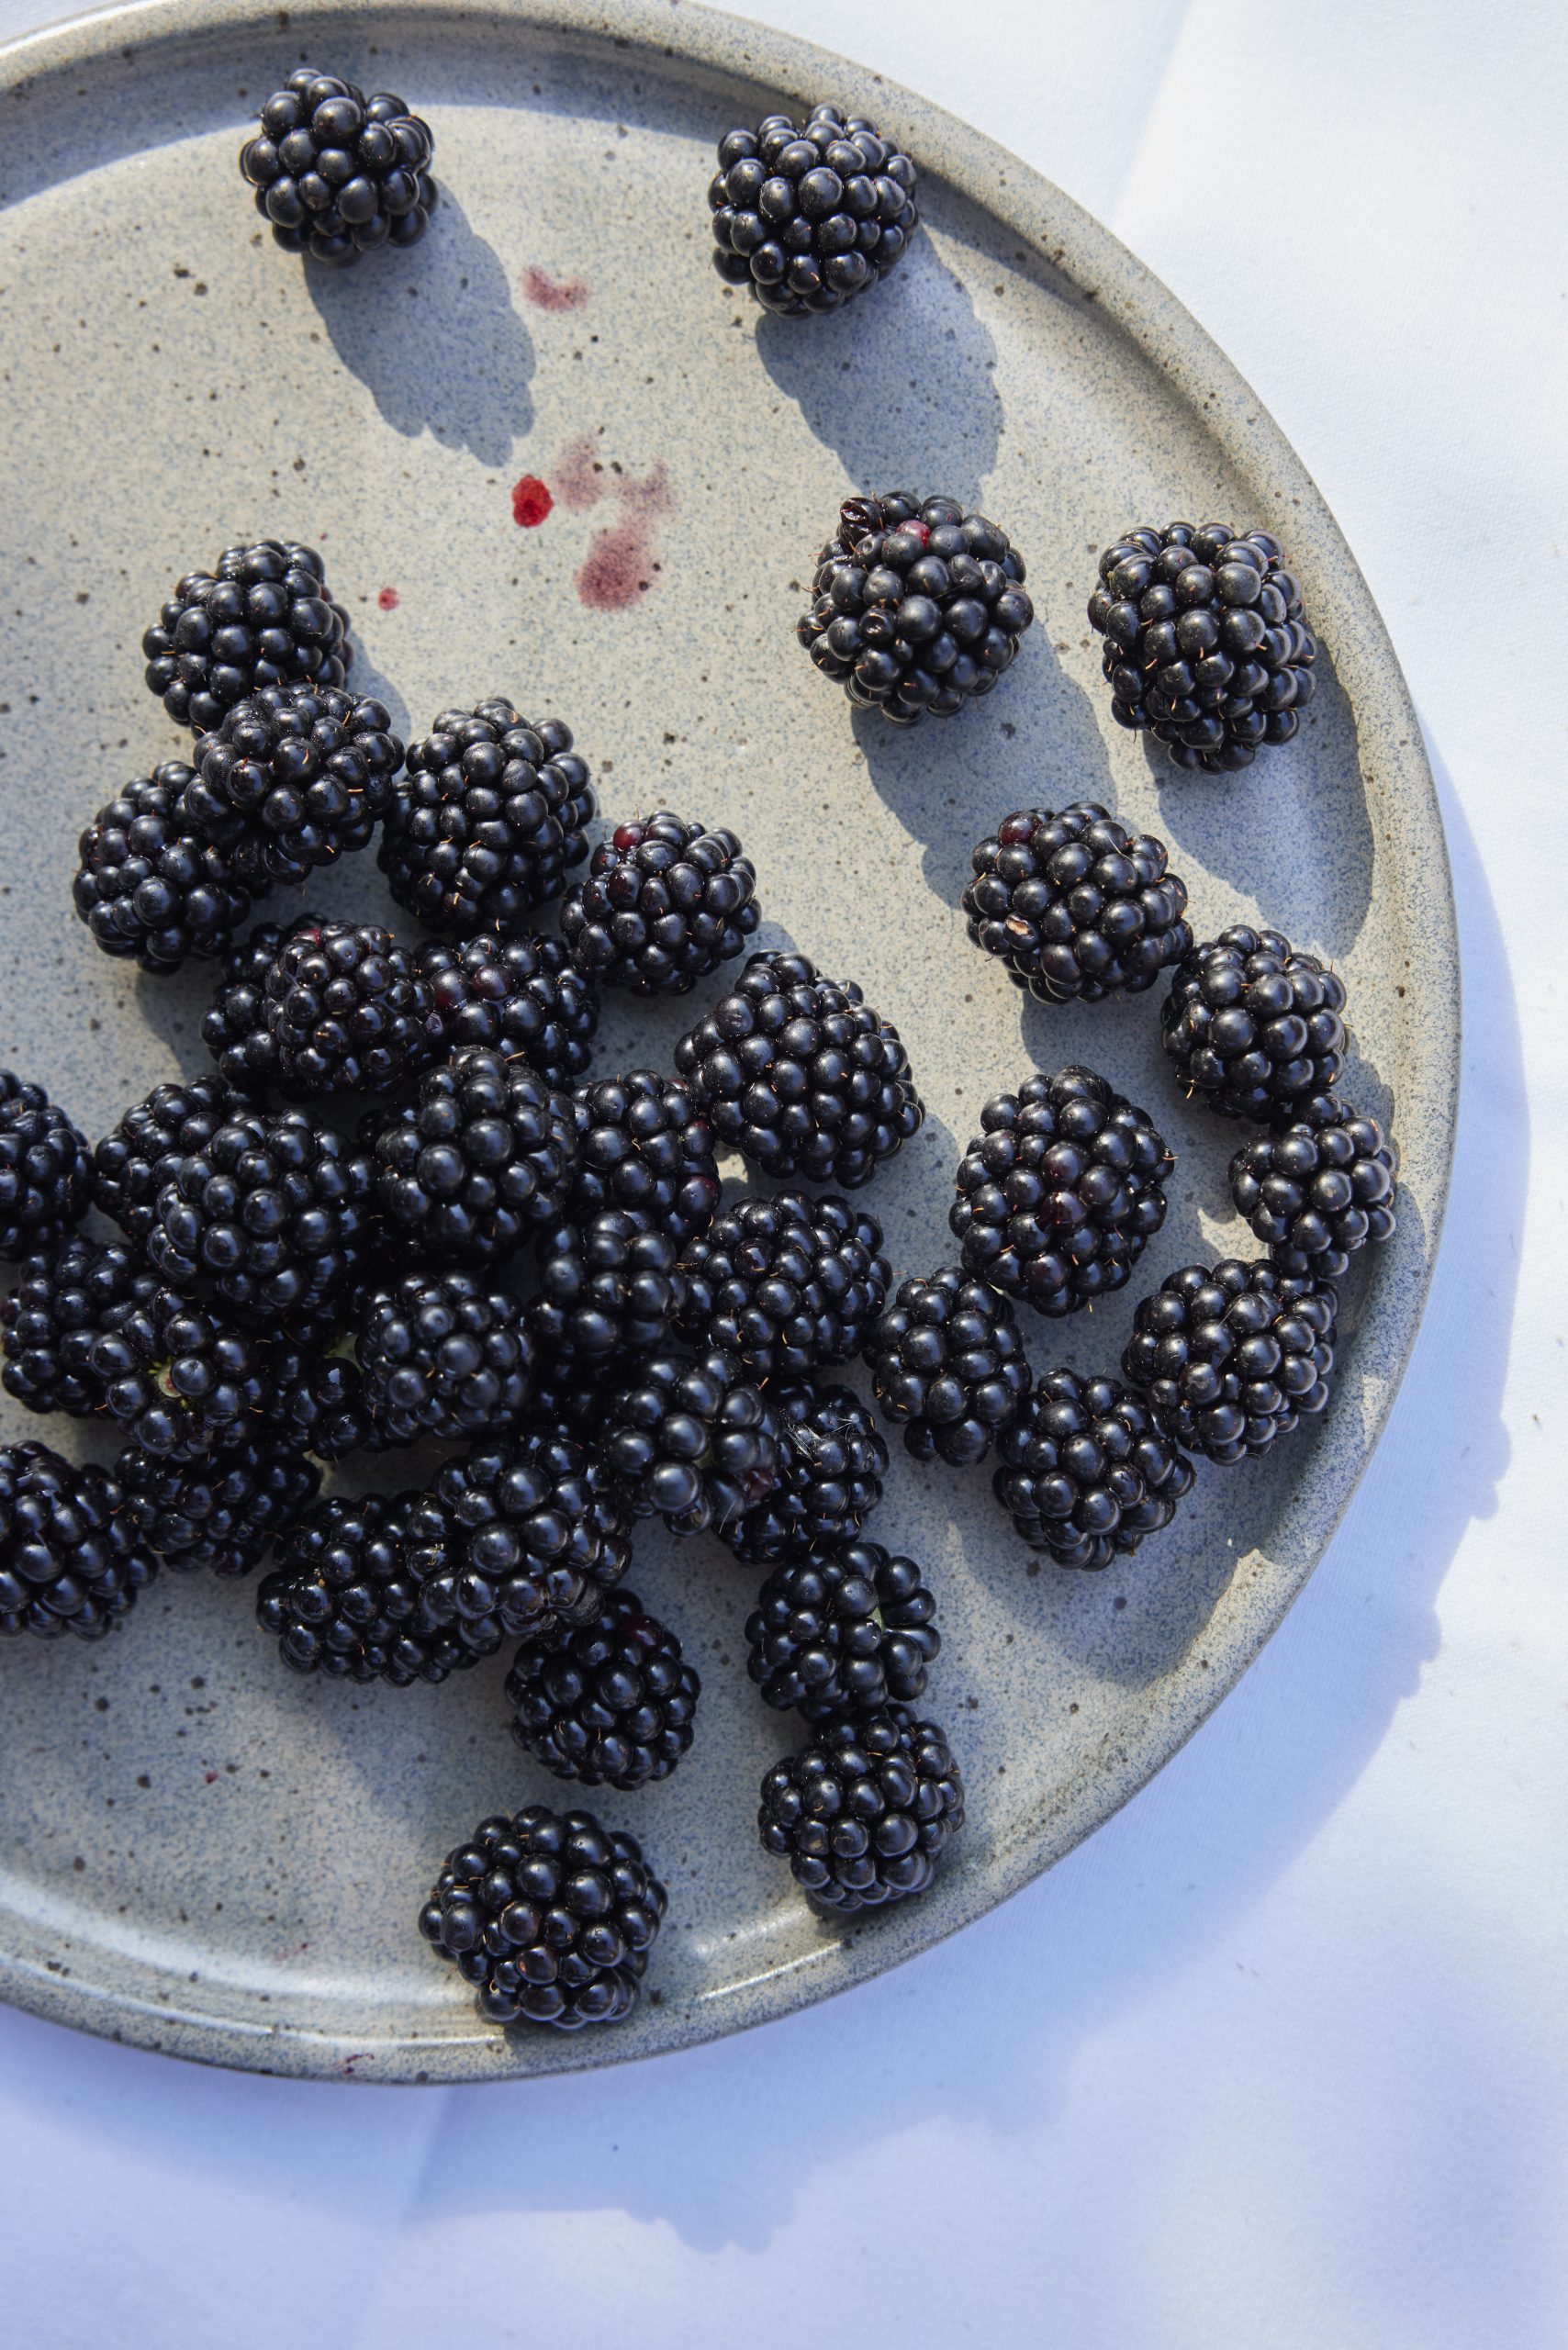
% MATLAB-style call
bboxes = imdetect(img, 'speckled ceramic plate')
[0,0,1457,2081]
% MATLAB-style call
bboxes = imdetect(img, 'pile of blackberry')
[179,683,404,889]
[416,930,598,1089]
[241,69,437,267]
[1163,925,1347,1122]
[0,1075,92,1261]
[0,1442,155,1640]
[562,813,759,995]
[993,1371,1193,1569]
[147,1105,374,1321]
[758,1707,964,1915]
[380,702,595,935]
[141,541,352,733]
[1122,1260,1338,1464]
[506,1591,699,1790]
[1230,1095,1396,1277]
[963,804,1192,1003]
[864,1266,1031,1466]
[676,1189,890,1377]
[369,1046,577,1265]
[711,102,918,315]
[73,767,253,973]
[263,918,438,1095]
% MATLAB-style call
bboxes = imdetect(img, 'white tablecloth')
[1,4,1562,2344]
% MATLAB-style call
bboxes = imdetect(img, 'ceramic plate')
[0,0,1457,2079]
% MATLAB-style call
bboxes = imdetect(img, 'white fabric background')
[0,3,1563,2343]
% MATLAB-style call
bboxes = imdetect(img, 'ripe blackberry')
[261,1327,384,1462]
[1163,926,1347,1122]
[950,1068,1173,1317]
[711,102,918,315]
[603,1347,778,1537]
[0,1443,154,1640]
[73,767,254,973]
[1229,1095,1397,1277]
[567,1070,721,1244]
[1088,521,1317,773]
[0,1074,92,1261]
[241,68,436,267]
[505,1591,699,1790]
[142,541,351,733]
[675,951,923,1189]
[758,1705,964,1915]
[200,912,321,1093]
[1122,1259,1337,1464]
[417,930,599,1089]
[263,918,438,1096]
[369,1046,577,1265]
[797,492,1034,723]
[90,1278,270,1459]
[675,1190,890,1378]
[147,1106,373,1321]
[529,1209,687,1361]
[419,1806,666,2029]
[992,1370,1194,1568]
[118,1435,319,1578]
[721,1380,889,1566]
[745,1540,937,1718]
[258,1490,472,1684]
[180,684,404,887]
[864,1265,1031,1466]
[93,1075,245,1241]
[562,812,759,995]
[380,703,595,935]
[1,1235,140,1417]
[355,1271,535,1445]
[963,802,1191,1002]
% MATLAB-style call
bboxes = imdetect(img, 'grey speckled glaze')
[0,0,1457,2082]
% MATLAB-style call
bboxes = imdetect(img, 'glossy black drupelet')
[0,1074,93,1261]
[355,1272,535,1446]
[1230,1094,1396,1278]
[420,1806,667,2029]
[200,913,321,1093]
[380,704,595,936]
[1123,1259,1338,1464]
[258,1490,471,1684]
[603,1347,778,1537]
[1088,521,1317,773]
[1,1236,141,1418]
[676,1189,890,1379]
[119,1436,319,1578]
[758,1705,963,1915]
[148,1106,374,1321]
[0,1443,155,1640]
[180,684,404,888]
[530,1209,687,1361]
[950,1068,1173,1317]
[94,1076,245,1241]
[261,1328,384,1463]
[721,1380,888,1567]
[241,68,436,266]
[562,812,759,995]
[710,102,918,315]
[798,492,1034,723]
[567,1070,721,1245]
[73,767,253,973]
[416,930,599,1090]
[369,1046,577,1266]
[506,1591,699,1790]
[745,1540,937,1718]
[424,1428,631,1651]
[264,919,438,1096]
[1163,926,1347,1122]
[142,541,352,734]
[864,1266,1031,1467]
[675,952,923,1190]
[963,803,1192,1003]
[992,1370,1194,1569]
[90,1279,270,1460]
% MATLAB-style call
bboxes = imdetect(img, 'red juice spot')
[577,524,650,611]
[377,587,399,610]
[204,1771,219,1785]
[511,475,554,528]
[552,431,605,512]
[521,265,589,312]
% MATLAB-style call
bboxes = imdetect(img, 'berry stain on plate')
[520,265,589,312]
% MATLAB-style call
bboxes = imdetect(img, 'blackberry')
[864,1265,1031,1466]
[529,1209,687,1361]
[562,812,759,995]
[428,1429,632,1651]
[142,541,352,733]
[675,951,923,1189]
[1163,926,1347,1122]
[93,1075,245,1241]
[355,1271,535,1446]
[73,767,253,973]
[0,1443,154,1640]
[567,1071,721,1244]
[1122,1259,1337,1464]
[526,1348,620,1444]
[675,1189,890,1378]
[1,1235,141,1418]
[722,1380,889,1566]
[118,1435,319,1578]
[241,68,436,267]
[950,1068,1173,1317]
[90,1278,270,1459]
[258,1490,472,1684]
[369,1046,577,1266]
[963,802,1192,1003]
[180,684,403,887]
[417,930,598,1089]
[200,912,321,1093]
[1229,1095,1396,1277]
[505,1591,699,1790]
[992,1370,1194,1568]
[603,1347,778,1537]
[261,1328,383,1462]
[263,918,438,1096]
[1088,521,1317,773]
[0,1074,92,1261]
[797,491,1034,723]
[758,1705,963,1915]
[745,1540,937,1718]
[147,1106,373,1321]
[419,1806,666,2029]
[380,703,595,935]
[711,102,918,315]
